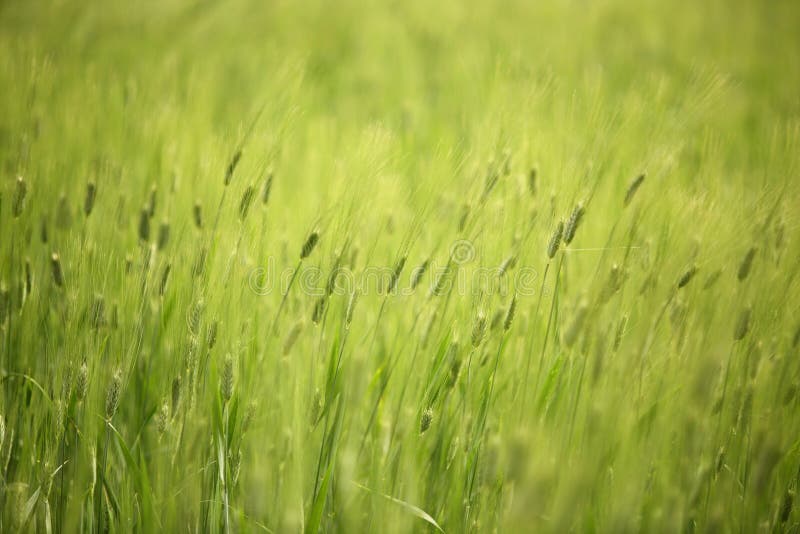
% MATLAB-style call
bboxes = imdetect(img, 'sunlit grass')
[1,0,799,532]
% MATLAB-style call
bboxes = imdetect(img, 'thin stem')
[98,421,111,533]
[532,255,563,405]
[272,259,302,336]
[520,261,550,420]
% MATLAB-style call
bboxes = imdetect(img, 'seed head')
[262,171,273,205]
[156,399,170,435]
[471,313,487,348]
[430,260,453,297]
[11,176,27,218]
[207,320,219,349]
[238,185,256,221]
[388,255,407,293]
[411,260,429,290]
[345,291,358,328]
[677,265,698,289]
[188,299,204,337]
[138,207,150,242]
[220,354,234,403]
[325,254,344,297]
[146,185,157,218]
[563,203,585,245]
[171,376,182,416]
[159,264,171,296]
[105,370,122,419]
[157,221,170,250]
[498,255,517,276]
[51,253,64,287]
[84,181,97,216]
[283,320,303,355]
[528,168,537,196]
[76,362,89,401]
[503,296,517,332]
[224,149,243,186]
[737,247,757,282]
[420,408,433,434]
[311,296,327,324]
[547,221,564,259]
[624,174,645,207]
[300,231,320,259]
[193,200,203,229]
[445,342,462,389]
[733,307,751,341]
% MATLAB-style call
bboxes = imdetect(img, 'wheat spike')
[388,255,407,293]
[146,185,157,218]
[220,354,234,403]
[737,247,757,282]
[157,220,170,250]
[138,206,150,242]
[677,265,698,289]
[11,176,27,218]
[105,370,122,419]
[733,307,751,341]
[411,259,429,290]
[193,200,203,229]
[225,149,243,186]
[624,173,645,206]
[563,202,585,245]
[84,181,97,216]
[239,185,256,221]
[547,221,564,259]
[51,253,65,287]
[503,296,517,332]
[471,312,487,348]
[262,171,273,205]
[419,408,433,434]
[76,362,89,401]
[300,231,320,259]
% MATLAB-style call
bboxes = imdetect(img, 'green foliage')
[1,0,800,532]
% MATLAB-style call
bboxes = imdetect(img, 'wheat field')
[1,0,799,532]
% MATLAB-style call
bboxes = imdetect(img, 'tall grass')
[1,0,800,532]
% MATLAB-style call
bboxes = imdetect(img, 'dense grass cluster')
[1,0,800,532]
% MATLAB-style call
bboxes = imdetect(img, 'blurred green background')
[1,0,799,532]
